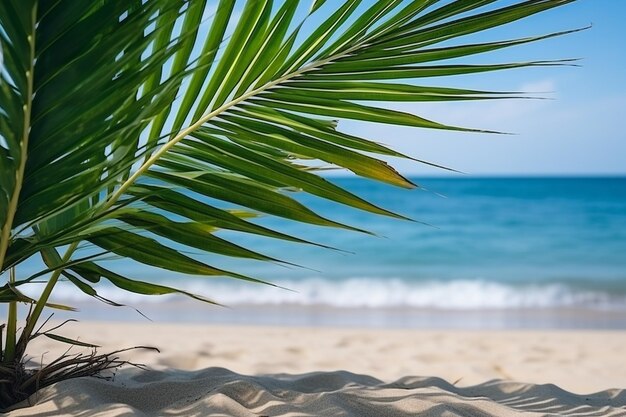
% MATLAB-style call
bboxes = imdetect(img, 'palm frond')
[0,0,580,308]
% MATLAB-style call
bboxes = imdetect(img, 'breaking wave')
[47,277,626,311]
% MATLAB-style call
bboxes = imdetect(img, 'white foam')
[41,278,626,311]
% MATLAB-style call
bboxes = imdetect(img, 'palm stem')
[3,268,18,364]
[17,242,79,351]
[0,4,37,272]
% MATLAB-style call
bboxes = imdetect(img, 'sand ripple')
[8,368,626,417]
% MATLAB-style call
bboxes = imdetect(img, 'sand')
[6,322,626,416]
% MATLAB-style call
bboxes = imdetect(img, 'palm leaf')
[0,0,581,314]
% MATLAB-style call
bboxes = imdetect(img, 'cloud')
[520,79,556,94]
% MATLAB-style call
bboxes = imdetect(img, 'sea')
[11,176,626,329]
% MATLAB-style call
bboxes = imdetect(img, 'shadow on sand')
[6,367,626,416]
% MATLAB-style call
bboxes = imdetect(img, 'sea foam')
[44,277,626,311]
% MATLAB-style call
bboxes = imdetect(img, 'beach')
[5,177,625,415]
[2,0,626,411]
[1,0,624,413]
[6,321,626,416]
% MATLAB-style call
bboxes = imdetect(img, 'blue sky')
[196,1,625,176]
[338,0,626,176]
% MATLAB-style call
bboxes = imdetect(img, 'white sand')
[6,322,626,416]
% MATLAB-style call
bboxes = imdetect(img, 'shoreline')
[25,299,626,329]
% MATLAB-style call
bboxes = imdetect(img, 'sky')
[195,0,626,177]
[337,0,626,176]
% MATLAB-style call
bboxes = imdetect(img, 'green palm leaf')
[0,0,581,367]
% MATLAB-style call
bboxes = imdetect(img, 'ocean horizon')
[10,176,626,329]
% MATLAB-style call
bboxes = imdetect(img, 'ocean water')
[12,176,626,328]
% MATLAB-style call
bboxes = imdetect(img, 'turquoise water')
[12,176,626,327]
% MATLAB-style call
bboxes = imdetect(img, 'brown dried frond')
[0,346,158,411]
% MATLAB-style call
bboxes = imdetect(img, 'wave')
[42,277,626,311]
